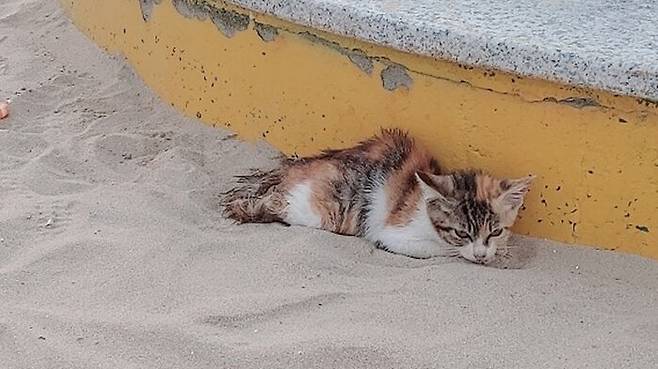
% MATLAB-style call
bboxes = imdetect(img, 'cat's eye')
[489,228,503,237]
[453,229,472,240]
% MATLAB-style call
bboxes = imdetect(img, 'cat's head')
[416,171,534,265]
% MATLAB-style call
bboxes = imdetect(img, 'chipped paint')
[345,49,373,75]
[254,21,278,42]
[138,0,161,21]
[208,7,249,38]
[543,96,601,109]
[298,32,374,75]
[381,63,412,91]
[61,0,658,260]
[146,0,249,37]
[171,0,208,20]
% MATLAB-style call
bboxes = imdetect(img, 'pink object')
[0,102,8,119]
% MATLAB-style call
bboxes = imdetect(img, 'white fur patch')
[365,183,450,258]
[364,184,389,238]
[283,182,322,228]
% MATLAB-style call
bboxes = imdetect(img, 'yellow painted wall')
[60,0,658,259]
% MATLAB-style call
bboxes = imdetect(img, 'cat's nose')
[474,249,487,262]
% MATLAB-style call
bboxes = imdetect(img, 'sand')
[1,1,657,368]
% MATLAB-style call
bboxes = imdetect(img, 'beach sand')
[1,1,658,368]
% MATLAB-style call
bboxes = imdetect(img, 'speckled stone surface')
[226,0,658,101]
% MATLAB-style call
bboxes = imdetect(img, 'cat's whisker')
[439,248,462,259]
[447,250,461,256]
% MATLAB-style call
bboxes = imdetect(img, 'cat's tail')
[221,168,287,224]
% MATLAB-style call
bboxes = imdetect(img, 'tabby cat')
[223,129,534,265]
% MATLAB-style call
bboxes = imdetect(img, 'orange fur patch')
[283,160,360,235]
[475,174,502,201]
[363,140,389,161]
[385,144,435,226]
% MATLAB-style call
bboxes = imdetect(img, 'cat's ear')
[495,175,535,212]
[415,172,454,202]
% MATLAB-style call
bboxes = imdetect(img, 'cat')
[222,129,534,265]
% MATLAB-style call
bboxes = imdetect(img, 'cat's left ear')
[415,172,455,202]
[495,175,535,213]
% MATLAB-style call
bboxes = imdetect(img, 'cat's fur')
[222,129,534,265]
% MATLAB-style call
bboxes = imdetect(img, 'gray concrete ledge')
[226,0,658,101]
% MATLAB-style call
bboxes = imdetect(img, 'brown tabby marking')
[281,159,356,234]
[475,175,503,201]
[385,148,436,226]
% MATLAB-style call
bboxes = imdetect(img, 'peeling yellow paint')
[60,0,658,260]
